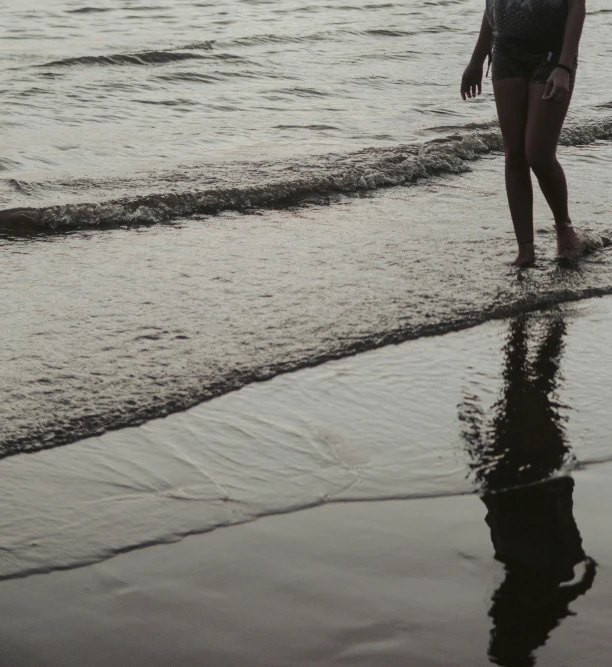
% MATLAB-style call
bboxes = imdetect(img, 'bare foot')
[511,243,535,268]
[556,224,581,260]
[557,225,603,260]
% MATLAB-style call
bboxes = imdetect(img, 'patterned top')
[486,0,568,46]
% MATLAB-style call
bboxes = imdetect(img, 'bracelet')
[556,64,573,76]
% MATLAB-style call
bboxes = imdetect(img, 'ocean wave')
[365,28,416,37]
[65,6,114,13]
[196,29,361,49]
[0,157,21,172]
[2,116,612,234]
[35,29,365,70]
[2,280,612,463]
[39,47,218,69]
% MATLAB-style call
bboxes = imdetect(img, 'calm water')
[2,0,612,577]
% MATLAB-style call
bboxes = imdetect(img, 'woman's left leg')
[524,84,580,256]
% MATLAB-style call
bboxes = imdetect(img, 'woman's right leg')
[493,77,533,266]
[524,83,582,259]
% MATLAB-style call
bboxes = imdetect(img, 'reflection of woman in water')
[485,478,596,667]
[460,312,596,666]
[462,313,570,489]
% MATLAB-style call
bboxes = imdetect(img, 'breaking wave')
[2,116,612,234]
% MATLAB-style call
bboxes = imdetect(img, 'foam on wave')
[2,116,612,234]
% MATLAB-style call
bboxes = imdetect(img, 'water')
[0,0,511,182]
[2,0,612,577]
[1,0,612,223]
[3,298,612,579]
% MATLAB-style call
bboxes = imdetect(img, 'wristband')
[556,64,573,76]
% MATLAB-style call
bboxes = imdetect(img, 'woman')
[461,0,587,267]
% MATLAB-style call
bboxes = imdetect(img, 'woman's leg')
[525,84,579,257]
[493,77,534,266]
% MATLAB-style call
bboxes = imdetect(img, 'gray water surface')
[0,0,611,211]
[2,145,612,456]
[2,295,612,579]
[2,0,612,579]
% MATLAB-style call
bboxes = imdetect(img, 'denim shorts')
[491,37,578,89]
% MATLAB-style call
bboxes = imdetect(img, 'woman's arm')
[543,0,586,101]
[461,11,493,100]
[470,10,494,67]
[559,0,587,69]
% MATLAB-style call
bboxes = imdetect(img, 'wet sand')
[0,463,610,667]
[3,297,612,580]
[2,298,612,665]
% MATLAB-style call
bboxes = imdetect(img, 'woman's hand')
[543,68,571,103]
[461,62,484,100]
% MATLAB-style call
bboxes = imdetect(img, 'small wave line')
[2,117,612,234]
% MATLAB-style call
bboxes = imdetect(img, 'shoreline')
[1,463,610,666]
[2,296,612,581]
[2,297,612,664]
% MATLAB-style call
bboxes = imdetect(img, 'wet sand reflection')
[460,312,597,666]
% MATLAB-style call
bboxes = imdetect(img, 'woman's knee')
[504,145,528,171]
[525,144,557,176]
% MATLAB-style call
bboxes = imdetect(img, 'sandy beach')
[0,464,609,667]
[2,297,612,666]
[2,2,612,665]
